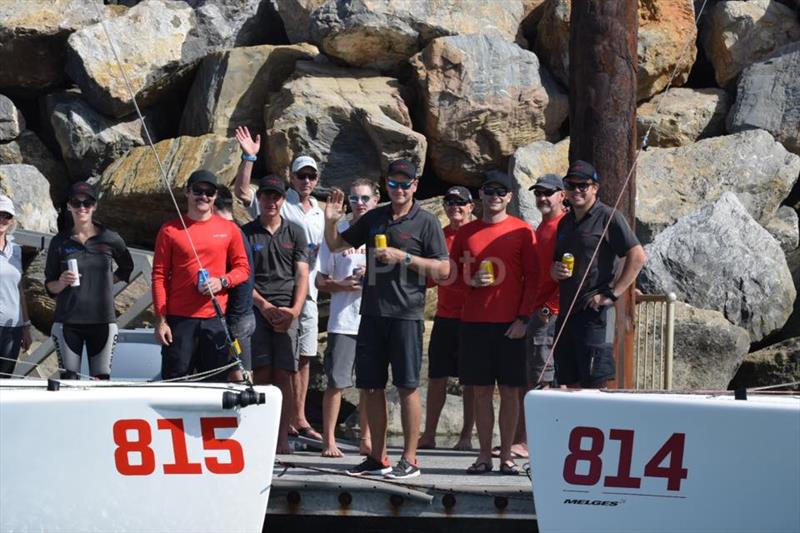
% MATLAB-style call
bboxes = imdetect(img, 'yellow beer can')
[480,260,495,284]
[562,253,575,276]
[374,234,388,248]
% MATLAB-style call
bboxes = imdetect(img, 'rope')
[537,0,711,386]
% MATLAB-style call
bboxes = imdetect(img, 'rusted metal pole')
[568,0,638,388]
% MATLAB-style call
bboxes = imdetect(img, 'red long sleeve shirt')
[434,225,466,319]
[532,213,566,314]
[450,216,539,323]
[152,215,250,318]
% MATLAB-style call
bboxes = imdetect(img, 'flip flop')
[297,426,323,441]
[466,461,493,475]
[500,461,520,476]
[491,446,526,459]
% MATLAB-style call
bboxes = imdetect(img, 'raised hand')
[324,188,346,222]
[235,125,261,156]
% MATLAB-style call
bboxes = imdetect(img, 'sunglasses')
[564,181,593,192]
[387,179,416,190]
[191,186,217,198]
[295,173,318,181]
[0,212,13,220]
[481,186,509,197]
[533,188,558,197]
[349,194,373,204]
[444,199,470,207]
[69,198,96,208]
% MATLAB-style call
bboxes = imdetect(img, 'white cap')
[291,155,318,174]
[0,195,14,217]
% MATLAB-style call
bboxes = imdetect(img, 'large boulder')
[727,42,800,156]
[273,0,326,44]
[636,129,800,244]
[0,95,25,141]
[670,302,751,390]
[180,43,318,137]
[639,192,796,342]
[21,251,56,334]
[65,0,276,117]
[535,0,697,101]
[265,61,426,190]
[0,0,113,92]
[636,88,730,148]
[0,164,58,233]
[96,134,240,247]
[412,34,568,187]
[763,205,800,253]
[308,0,528,71]
[0,130,70,203]
[508,138,570,227]
[729,337,800,391]
[702,0,800,87]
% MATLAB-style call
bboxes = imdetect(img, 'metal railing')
[633,293,677,390]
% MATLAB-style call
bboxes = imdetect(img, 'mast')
[568,0,638,388]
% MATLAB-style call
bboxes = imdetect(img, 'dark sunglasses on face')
[444,199,470,207]
[387,179,415,190]
[191,186,217,198]
[481,186,509,197]
[533,188,558,197]
[0,212,13,220]
[564,181,592,192]
[69,198,96,208]
[295,173,318,181]
[349,194,373,204]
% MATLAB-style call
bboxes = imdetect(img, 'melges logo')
[563,499,622,507]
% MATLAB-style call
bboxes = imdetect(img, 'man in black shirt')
[551,160,646,388]
[324,160,449,479]
[242,176,309,454]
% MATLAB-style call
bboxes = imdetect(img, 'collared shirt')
[341,201,448,320]
[242,216,309,308]
[0,235,23,327]
[554,200,639,311]
[225,227,255,320]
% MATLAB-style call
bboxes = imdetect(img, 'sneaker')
[346,456,391,477]
[384,457,420,479]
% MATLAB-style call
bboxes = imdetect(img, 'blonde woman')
[0,195,32,378]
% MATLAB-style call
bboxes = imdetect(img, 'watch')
[220,276,230,289]
[539,307,551,317]
[403,252,412,266]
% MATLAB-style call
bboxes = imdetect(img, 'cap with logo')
[0,195,15,216]
[387,159,417,180]
[69,181,98,200]
[291,156,318,174]
[564,160,599,182]
[186,169,219,189]
[444,186,473,202]
[482,170,514,190]
[529,173,564,191]
[257,175,287,196]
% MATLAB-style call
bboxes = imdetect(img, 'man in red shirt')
[419,186,476,451]
[152,170,250,381]
[451,171,539,475]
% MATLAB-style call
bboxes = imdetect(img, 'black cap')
[529,173,564,191]
[444,186,473,202]
[186,169,219,189]
[564,160,598,182]
[387,159,417,180]
[482,170,514,190]
[257,175,287,197]
[69,181,97,200]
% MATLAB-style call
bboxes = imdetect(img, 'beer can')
[67,258,80,287]
[480,260,495,284]
[197,268,210,291]
[562,253,575,276]
[374,234,388,249]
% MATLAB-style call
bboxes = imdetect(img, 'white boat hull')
[525,389,800,533]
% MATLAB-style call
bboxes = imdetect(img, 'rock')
[535,0,697,101]
[65,0,275,117]
[273,0,326,44]
[412,34,568,186]
[702,0,800,87]
[180,43,318,137]
[729,337,800,391]
[727,42,800,156]
[0,0,111,91]
[45,90,165,181]
[265,61,426,190]
[776,248,800,341]
[636,130,800,244]
[763,205,800,253]
[0,95,25,141]
[0,130,70,203]
[639,192,796,342]
[637,88,730,148]
[670,302,751,390]
[0,164,58,233]
[96,134,240,247]
[519,0,549,44]
[508,138,570,227]
[308,0,528,71]
[21,251,56,334]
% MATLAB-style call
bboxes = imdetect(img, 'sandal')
[500,461,520,476]
[296,426,323,441]
[466,461,493,475]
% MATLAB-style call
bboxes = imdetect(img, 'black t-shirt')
[44,224,133,324]
[554,200,640,311]
[341,201,448,320]
[242,217,308,308]
[226,228,255,319]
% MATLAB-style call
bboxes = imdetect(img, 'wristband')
[241,153,257,162]
[603,287,618,302]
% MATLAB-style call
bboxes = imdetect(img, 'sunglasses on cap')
[0,212,13,220]
[533,188,558,197]
[444,199,470,207]
[69,198,96,208]
[563,181,593,192]
[348,194,373,204]
[191,185,217,197]
[387,179,416,190]
[295,172,318,181]
[481,186,509,197]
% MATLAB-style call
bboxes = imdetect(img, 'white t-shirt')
[318,220,365,335]
[0,236,23,327]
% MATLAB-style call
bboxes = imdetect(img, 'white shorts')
[298,299,319,357]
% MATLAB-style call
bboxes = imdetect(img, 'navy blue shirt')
[225,228,254,320]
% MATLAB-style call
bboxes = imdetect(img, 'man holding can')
[323,160,449,479]
[550,160,646,389]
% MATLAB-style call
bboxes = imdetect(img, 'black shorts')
[355,315,423,390]
[428,316,460,379]
[554,307,616,387]
[459,322,526,387]
[251,310,299,372]
[161,316,231,381]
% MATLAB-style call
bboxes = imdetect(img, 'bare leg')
[398,387,421,463]
[419,377,447,449]
[321,387,344,457]
[255,366,294,454]
[498,385,521,466]
[291,358,321,439]
[358,389,372,456]
[364,389,388,463]
[454,385,475,450]
[472,385,495,465]
[510,387,529,458]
